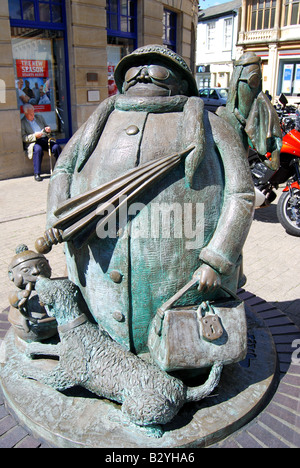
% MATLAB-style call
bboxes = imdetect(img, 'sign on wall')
[294,64,300,94]
[15,59,52,113]
[282,64,294,94]
[12,37,57,131]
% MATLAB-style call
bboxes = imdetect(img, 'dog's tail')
[186,362,223,402]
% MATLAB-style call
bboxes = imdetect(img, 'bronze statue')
[23,276,222,435]
[217,51,282,170]
[7,244,57,342]
[4,47,282,436]
[36,45,255,357]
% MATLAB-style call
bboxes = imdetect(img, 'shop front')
[0,0,198,180]
[9,0,71,143]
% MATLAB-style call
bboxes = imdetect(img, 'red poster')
[15,59,52,113]
[16,59,48,78]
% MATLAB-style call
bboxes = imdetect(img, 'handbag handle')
[157,276,240,319]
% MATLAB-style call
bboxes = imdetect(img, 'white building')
[196,0,241,89]
[237,0,300,105]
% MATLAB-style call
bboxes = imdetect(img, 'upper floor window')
[223,17,233,50]
[106,1,137,96]
[163,9,177,51]
[282,0,300,26]
[106,0,136,36]
[249,0,276,30]
[9,0,63,25]
[207,21,216,51]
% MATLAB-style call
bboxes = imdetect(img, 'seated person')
[21,104,62,181]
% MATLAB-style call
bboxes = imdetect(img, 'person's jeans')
[33,137,62,174]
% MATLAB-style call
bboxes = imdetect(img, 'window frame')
[9,0,66,30]
[223,17,233,51]
[163,8,177,51]
[277,59,300,96]
[249,0,276,31]
[106,0,137,42]
[207,21,216,51]
[282,0,300,26]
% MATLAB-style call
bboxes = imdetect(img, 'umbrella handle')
[35,228,63,254]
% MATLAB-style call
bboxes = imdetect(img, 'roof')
[198,0,241,21]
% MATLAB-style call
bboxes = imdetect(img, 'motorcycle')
[274,93,297,135]
[250,127,300,236]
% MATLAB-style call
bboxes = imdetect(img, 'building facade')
[196,0,241,89]
[237,0,300,103]
[0,0,198,180]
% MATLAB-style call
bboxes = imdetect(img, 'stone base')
[0,307,278,448]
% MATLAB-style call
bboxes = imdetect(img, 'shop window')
[106,0,137,96]
[9,0,70,142]
[249,0,276,30]
[277,60,300,96]
[282,0,300,26]
[163,9,177,51]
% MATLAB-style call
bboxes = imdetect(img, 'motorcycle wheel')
[277,188,300,236]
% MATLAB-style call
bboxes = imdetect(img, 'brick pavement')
[0,175,300,448]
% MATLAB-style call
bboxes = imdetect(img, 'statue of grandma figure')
[43,45,255,355]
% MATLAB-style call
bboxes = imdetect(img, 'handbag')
[148,277,247,372]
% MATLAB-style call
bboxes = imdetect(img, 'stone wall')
[0,2,34,179]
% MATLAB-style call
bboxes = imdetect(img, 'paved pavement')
[0,174,300,448]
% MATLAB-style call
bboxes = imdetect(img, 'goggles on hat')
[124,65,171,83]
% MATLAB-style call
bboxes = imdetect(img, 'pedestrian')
[21,104,62,181]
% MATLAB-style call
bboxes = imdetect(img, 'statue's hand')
[193,264,221,293]
[18,283,32,309]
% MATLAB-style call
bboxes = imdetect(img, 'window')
[163,9,177,51]
[198,78,210,88]
[9,0,70,142]
[224,18,233,50]
[106,0,137,96]
[249,0,276,30]
[210,90,219,99]
[9,0,64,25]
[282,0,300,26]
[106,0,136,35]
[199,89,209,98]
[277,60,300,95]
[207,22,216,51]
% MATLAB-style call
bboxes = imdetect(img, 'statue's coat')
[47,94,254,354]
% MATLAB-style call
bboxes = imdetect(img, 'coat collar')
[115,94,188,113]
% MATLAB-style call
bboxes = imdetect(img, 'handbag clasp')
[198,302,224,342]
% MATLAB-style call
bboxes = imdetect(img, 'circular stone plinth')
[0,307,278,448]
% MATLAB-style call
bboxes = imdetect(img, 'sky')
[199,0,233,9]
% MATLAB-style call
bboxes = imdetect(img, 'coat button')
[125,125,139,135]
[109,270,123,283]
[112,310,124,322]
